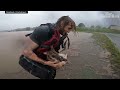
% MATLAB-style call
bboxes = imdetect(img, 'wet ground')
[55,32,119,79]
[0,31,119,79]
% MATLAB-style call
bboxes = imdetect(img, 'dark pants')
[19,55,56,79]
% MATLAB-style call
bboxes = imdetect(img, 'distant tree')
[90,25,95,28]
[32,27,37,30]
[96,25,101,29]
[78,23,85,28]
[102,27,107,29]
[26,27,31,30]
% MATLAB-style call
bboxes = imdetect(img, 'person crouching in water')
[19,16,76,79]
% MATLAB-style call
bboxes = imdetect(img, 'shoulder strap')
[25,33,32,37]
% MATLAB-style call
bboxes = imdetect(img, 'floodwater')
[105,33,120,51]
[0,31,119,79]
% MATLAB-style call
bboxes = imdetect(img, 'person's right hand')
[44,60,66,69]
[55,61,66,69]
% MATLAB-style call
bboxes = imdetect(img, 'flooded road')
[0,31,119,79]
[104,33,120,51]
[56,32,119,79]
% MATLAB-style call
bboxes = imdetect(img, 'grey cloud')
[0,11,120,31]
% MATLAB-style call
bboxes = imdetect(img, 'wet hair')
[55,16,76,32]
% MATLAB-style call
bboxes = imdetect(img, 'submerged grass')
[92,32,120,75]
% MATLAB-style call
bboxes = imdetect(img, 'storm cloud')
[0,11,120,31]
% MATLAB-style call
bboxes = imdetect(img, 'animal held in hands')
[47,46,68,62]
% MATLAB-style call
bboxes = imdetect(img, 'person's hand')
[44,60,67,69]
[54,61,66,69]
[44,60,58,67]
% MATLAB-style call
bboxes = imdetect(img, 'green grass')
[92,32,120,75]
[77,27,120,34]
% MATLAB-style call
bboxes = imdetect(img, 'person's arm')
[22,37,66,69]
[22,37,45,64]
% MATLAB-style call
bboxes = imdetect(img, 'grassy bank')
[77,27,120,34]
[92,32,120,75]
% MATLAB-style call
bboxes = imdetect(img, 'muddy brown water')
[0,31,119,79]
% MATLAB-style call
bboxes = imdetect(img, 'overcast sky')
[0,11,119,31]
